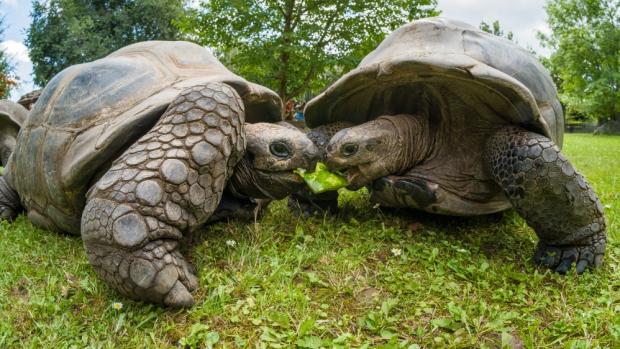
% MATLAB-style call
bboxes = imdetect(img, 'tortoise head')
[325,115,430,190]
[229,122,320,199]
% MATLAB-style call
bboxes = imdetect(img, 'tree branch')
[286,3,343,99]
[272,0,287,17]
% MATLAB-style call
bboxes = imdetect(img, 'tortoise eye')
[340,143,358,157]
[269,141,291,158]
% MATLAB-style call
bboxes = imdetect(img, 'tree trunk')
[277,0,295,100]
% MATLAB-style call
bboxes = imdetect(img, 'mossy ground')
[0,134,618,348]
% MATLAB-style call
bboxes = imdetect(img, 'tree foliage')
[181,0,439,101]
[539,0,619,122]
[0,17,18,99]
[26,0,188,86]
[479,20,514,41]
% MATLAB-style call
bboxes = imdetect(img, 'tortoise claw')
[288,189,339,217]
[370,176,437,209]
[533,232,605,274]
[164,281,195,308]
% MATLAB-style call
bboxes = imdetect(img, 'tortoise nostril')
[304,151,320,164]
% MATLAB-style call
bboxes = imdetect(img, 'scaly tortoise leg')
[369,174,437,210]
[288,188,339,217]
[81,82,245,307]
[0,175,22,221]
[485,127,606,274]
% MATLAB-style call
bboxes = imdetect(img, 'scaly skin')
[81,82,245,307]
[485,127,606,274]
[0,176,22,221]
[324,115,607,274]
[370,174,438,210]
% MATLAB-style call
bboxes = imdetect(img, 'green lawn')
[1,134,618,348]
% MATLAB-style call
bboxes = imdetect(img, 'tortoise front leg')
[369,175,438,210]
[81,82,245,307]
[0,175,22,221]
[288,188,339,216]
[485,127,606,274]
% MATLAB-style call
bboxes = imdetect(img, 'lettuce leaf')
[295,162,348,194]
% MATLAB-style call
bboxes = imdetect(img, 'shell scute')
[10,41,282,234]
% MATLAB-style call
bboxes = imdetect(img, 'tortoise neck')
[377,114,430,174]
[228,158,269,199]
[229,157,301,200]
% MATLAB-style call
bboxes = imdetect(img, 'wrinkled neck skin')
[227,156,305,200]
[380,114,430,174]
[327,114,431,189]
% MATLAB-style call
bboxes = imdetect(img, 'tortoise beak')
[304,150,321,167]
[325,156,348,172]
[299,140,321,169]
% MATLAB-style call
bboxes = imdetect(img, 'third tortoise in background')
[305,18,607,274]
[0,100,27,168]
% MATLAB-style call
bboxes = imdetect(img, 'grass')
[0,133,618,348]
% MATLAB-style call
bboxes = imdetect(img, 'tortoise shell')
[306,17,563,144]
[305,18,564,215]
[8,41,282,233]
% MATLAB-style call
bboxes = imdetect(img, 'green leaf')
[431,318,457,331]
[204,332,220,348]
[295,162,348,194]
[305,272,327,286]
[178,324,212,349]
[260,327,284,342]
[379,329,397,339]
[298,318,316,337]
[268,311,290,328]
[380,298,399,317]
[332,333,353,344]
[296,336,323,348]
[507,271,527,282]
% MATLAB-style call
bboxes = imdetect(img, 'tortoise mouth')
[258,169,305,184]
[280,170,305,184]
[325,158,372,191]
[257,169,306,198]
[342,167,371,191]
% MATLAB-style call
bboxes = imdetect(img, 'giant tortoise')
[0,41,320,307]
[307,18,607,274]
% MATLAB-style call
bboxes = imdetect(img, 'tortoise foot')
[288,189,338,217]
[0,176,21,221]
[84,237,198,307]
[534,232,606,274]
[370,176,437,209]
[0,203,19,221]
[82,198,199,307]
[486,127,607,272]
[207,195,268,224]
